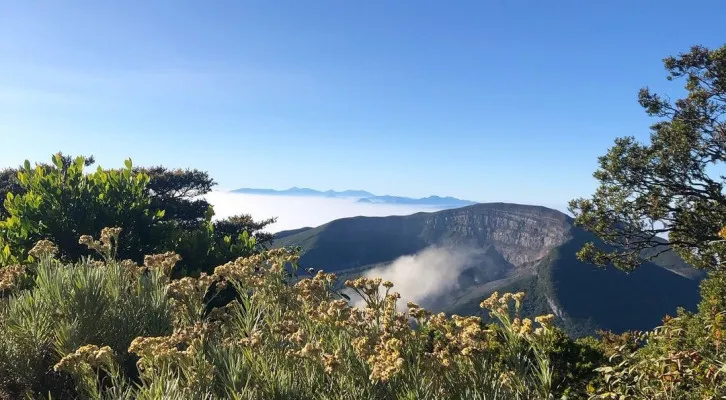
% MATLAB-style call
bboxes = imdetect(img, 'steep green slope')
[542,232,701,335]
[445,231,701,337]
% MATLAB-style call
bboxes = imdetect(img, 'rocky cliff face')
[274,202,577,273]
[419,203,573,267]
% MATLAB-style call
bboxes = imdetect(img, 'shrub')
[2,228,726,399]
[0,154,273,277]
[1,233,571,399]
[0,231,174,398]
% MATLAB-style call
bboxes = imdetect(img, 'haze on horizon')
[206,191,556,234]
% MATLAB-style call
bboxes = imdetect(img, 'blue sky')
[0,1,724,210]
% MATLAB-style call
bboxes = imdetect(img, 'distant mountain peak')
[230,187,476,208]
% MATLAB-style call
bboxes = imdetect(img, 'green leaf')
[23,160,31,171]
[124,159,132,169]
[74,156,85,172]
[2,244,10,258]
[53,153,64,169]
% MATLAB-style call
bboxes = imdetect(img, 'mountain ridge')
[231,187,477,208]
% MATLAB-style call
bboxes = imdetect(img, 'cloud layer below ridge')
[204,191,442,233]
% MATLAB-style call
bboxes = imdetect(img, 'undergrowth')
[0,229,724,399]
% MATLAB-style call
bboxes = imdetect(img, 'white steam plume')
[349,246,475,311]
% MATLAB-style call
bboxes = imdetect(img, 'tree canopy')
[569,45,726,272]
[0,153,275,275]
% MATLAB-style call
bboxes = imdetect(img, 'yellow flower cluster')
[28,239,58,258]
[423,312,492,366]
[79,227,123,257]
[167,273,215,302]
[239,330,263,348]
[119,259,138,269]
[309,299,352,327]
[167,272,216,323]
[143,251,182,276]
[129,322,213,373]
[54,344,115,374]
[128,335,187,370]
[367,336,405,381]
[512,317,534,337]
[407,301,432,320]
[321,351,342,374]
[285,339,341,375]
[273,318,300,337]
[535,314,555,328]
[295,270,336,305]
[346,277,384,298]
[0,264,26,291]
[480,291,526,315]
[76,246,562,391]
[214,248,299,290]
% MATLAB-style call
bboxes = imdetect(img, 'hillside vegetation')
[0,44,725,399]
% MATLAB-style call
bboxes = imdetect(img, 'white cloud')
[347,246,476,312]
[204,191,442,233]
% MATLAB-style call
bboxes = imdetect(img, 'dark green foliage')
[569,44,726,272]
[134,166,276,275]
[0,152,95,219]
[0,154,158,264]
[141,166,216,230]
[0,154,275,277]
[568,44,726,399]
[548,331,606,398]
[0,169,21,220]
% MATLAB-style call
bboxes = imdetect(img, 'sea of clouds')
[204,191,443,233]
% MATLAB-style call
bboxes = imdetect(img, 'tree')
[569,44,726,272]
[0,152,95,219]
[140,166,216,230]
[0,169,21,220]
[133,166,276,275]
[0,154,159,264]
[0,154,276,275]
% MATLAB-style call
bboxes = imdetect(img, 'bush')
[0,154,274,277]
[0,233,174,398]
[1,228,726,399]
[1,232,574,399]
